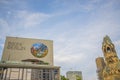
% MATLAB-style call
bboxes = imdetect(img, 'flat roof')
[0,62,60,69]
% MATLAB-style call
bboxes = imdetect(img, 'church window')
[107,47,111,53]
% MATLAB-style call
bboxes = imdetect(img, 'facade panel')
[66,71,82,80]
[2,36,53,65]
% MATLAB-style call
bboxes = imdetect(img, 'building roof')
[0,62,60,69]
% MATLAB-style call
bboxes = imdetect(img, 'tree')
[76,75,82,80]
[61,75,69,80]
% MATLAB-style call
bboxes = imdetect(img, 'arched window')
[107,47,111,53]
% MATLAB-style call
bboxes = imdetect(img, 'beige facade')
[96,57,105,80]
[66,71,82,80]
[0,36,60,80]
[96,57,105,70]
[2,36,53,65]
[0,62,60,80]
[96,35,120,80]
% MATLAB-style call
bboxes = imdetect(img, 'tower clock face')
[31,43,48,58]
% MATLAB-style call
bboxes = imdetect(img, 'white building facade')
[0,36,60,80]
[66,71,82,80]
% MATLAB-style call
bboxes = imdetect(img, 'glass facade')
[31,69,59,80]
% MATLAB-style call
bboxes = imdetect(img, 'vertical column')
[8,68,12,80]
[58,68,60,80]
[0,68,4,80]
[21,68,24,80]
[25,69,27,80]
[50,69,52,80]
[4,68,8,80]
[52,69,54,80]
[18,68,20,80]
[41,69,43,80]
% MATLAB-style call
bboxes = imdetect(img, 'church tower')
[102,35,120,80]
[102,35,119,67]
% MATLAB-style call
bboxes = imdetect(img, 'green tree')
[61,75,69,80]
[76,75,82,80]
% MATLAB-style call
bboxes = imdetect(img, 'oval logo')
[31,43,48,58]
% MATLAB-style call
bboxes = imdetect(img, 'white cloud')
[54,52,86,64]
[0,19,10,38]
[50,0,98,16]
[114,40,120,46]
[0,0,120,80]
[12,10,51,28]
[52,9,120,78]
[0,0,9,4]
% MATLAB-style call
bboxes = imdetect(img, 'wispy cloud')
[0,0,120,80]
[14,11,51,28]
[0,19,10,39]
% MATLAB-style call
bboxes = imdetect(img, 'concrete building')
[2,36,54,65]
[95,35,120,80]
[0,36,60,80]
[0,62,60,80]
[66,71,82,80]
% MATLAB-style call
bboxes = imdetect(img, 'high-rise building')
[66,71,82,80]
[95,35,120,80]
[0,36,60,80]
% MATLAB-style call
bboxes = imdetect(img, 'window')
[107,47,111,53]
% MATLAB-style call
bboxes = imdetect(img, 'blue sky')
[0,0,120,79]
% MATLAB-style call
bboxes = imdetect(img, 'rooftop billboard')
[2,36,53,65]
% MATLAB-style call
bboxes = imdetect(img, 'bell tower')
[96,35,120,80]
[102,35,119,66]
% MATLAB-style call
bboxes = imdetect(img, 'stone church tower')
[96,35,120,80]
[102,35,119,66]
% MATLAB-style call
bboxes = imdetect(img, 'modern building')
[95,35,120,80]
[2,36,54,65]
[0,63,60,80]
[66,71,82,80]
[0,36,60,80]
